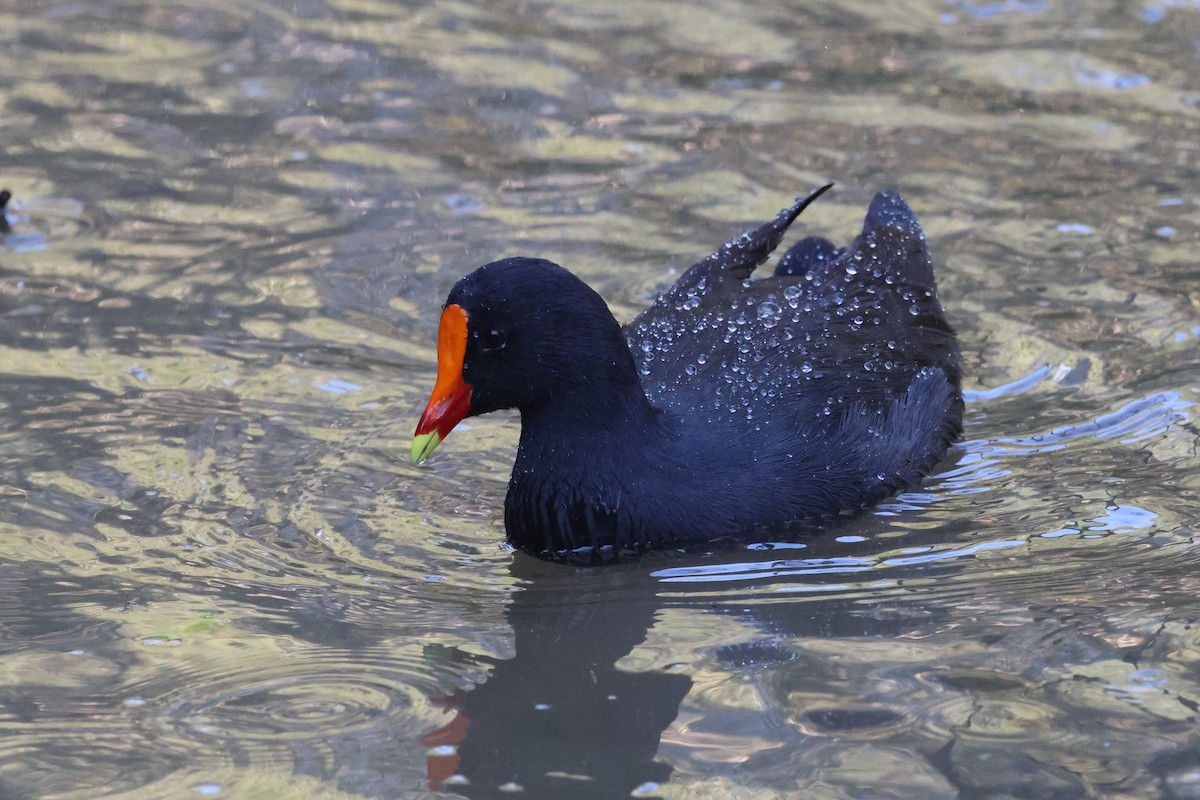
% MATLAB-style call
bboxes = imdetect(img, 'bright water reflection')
[2,0,1200,798]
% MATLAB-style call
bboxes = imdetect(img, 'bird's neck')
[506,379,671,558]
[523,369,658,433]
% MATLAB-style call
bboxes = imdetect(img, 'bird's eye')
[480,328,507,351]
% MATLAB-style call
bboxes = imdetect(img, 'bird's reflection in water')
[418,521,973,799]
[422,553,691,798]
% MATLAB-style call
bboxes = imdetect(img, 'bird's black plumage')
[417,187,963,559]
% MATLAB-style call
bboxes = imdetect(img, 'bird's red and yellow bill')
[412,304,472,464]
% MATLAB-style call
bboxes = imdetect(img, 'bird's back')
[624,190,963,518]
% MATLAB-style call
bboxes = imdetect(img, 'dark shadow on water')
[0,189,11,235]
[423,554,692,799]
[419,525,974,800]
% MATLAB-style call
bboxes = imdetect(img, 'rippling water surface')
[2,1,1200,798]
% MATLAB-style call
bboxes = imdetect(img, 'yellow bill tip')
[411,431,442,465]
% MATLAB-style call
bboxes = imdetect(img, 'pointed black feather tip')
[655,183,834,309]
[0,190,10,235]
[706,182,835,280]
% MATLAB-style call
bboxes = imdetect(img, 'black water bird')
[413,186,962,559]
